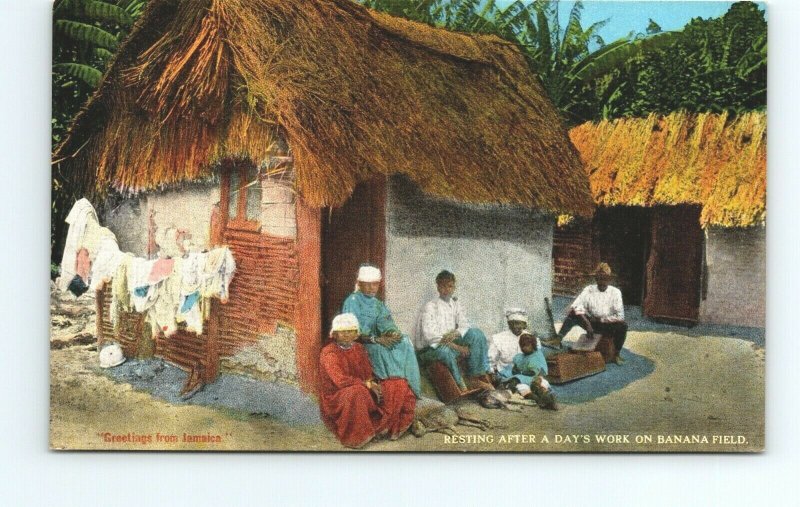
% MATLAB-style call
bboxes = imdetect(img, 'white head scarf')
[357,265,381,283]
[505,308,528,323]
[330,313,360,336]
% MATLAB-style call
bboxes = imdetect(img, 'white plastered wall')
[383,176,555,340]
[700,225,766,328]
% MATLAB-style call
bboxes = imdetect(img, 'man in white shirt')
[488,308,535,375]
[415,271,492,392]
[546,262,628,365]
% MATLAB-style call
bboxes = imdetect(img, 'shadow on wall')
[388,175,552,241]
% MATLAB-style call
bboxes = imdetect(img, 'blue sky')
[496,1,766,43]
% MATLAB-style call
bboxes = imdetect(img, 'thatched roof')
[569,111,766,227]
[53,0,592,216]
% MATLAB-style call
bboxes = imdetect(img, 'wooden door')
[643,206,704,325]
[321,177,387,338]
[592,207,651,305]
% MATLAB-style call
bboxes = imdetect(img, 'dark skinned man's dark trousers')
[558,313,628,353]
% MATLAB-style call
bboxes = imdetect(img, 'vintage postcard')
[50,0,766,451]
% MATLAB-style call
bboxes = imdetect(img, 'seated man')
[488,308,542,378]
[414,270,493,392]
[341,264,422,398]
[319,313,416,448]
[545,262,628,365]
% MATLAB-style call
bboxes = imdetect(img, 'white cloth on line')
[180,251,207,295]
[58,198,99,292]
[128,257,159,312]
[89,237,124,291]
[201,247,236,300]
[147,257,182,337]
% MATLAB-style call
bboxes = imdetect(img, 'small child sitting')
[501,332,558,410]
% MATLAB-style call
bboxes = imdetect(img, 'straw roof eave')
[54,0,594,217]
[569,111,766,228]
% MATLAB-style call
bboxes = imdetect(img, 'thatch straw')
[53,0,593,216]
[569,111,766,227]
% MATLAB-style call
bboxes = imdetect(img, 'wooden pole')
[205,299,220,382]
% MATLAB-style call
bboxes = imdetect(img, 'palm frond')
[55,19,119,50]
[53,62,103,87]
[82,0,134,27]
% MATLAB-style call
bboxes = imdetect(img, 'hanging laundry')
[111,254,133,312]
[89,237,124,291]
[75,248,91,284]
[110,254,133,325]
[156,226,185,259]
[128,257,159,313]
[67,275,89,297]
[82,219,117,262]
[148,256,175,284]
[147,257,183,338]
[180,291,201,313]
[59,199,120,296]
[58,199,98,292]
[58,198,237,338]
[180,251,206,295]
[201,247,236,301]
[177,291,203,334]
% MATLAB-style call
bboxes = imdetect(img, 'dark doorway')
[592,206,651,305]
[321,177,387,339]
[643,205,704,326]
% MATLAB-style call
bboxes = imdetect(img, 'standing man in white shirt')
[545,262,628,365]
[414,270,493,392]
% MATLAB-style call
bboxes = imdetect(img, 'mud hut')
[553,111,765,327]
[53,0,593,393]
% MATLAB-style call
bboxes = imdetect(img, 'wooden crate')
[595,335,617,363]
[546,351,605,384]
[570,333,617,363]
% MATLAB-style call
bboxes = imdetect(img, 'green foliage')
[52,0,146,262]
[55,20,120,51]
[53,62,104,87]
[360,0,766,125]
[646,18,662,35]
[572,1,767,122]
[52,0,146,148]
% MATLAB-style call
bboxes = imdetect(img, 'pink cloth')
[75,248,91,283]
[148,258,175,283]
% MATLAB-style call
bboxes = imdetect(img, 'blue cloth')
[341,291,422,397]
[417,328,490,388]
[67,275,89,297]
[499,350,549,386]
[180,291,201,313]
[133,286,150,298]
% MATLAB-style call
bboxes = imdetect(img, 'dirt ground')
[50,329,764,452]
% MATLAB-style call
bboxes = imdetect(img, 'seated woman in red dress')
[319,313,416,448]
